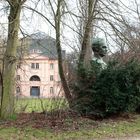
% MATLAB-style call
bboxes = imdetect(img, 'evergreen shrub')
[74,59,140,117]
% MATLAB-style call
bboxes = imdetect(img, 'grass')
[14,98,68,113]
[0,98,140,140]
[0,115,140,140]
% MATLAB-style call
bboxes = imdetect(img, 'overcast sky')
[0,0,140,52]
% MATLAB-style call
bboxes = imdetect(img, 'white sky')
[0,0,140,52]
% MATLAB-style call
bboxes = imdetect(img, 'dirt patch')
[0,110,97,131]
[0,110,139,132]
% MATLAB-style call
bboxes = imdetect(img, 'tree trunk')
[0,71,3,109]
[79,19,93,68]
[0,1,21,119]
[79,0,97,69]
[55,0,72,106]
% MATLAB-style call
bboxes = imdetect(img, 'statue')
[91,38,107,69]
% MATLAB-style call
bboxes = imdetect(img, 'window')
[50,63,54,70]
[16,75,20,81]
[50,75,54,81]
[50,87,54,94]
[36,63,39,69]
[17,64,21,69]
[31,63,39,69]
[16,87,20,94]
[31,63,35,69]
[30,49,42,54]
[30,75,41,81]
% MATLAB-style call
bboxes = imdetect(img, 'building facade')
[16,33,63,98]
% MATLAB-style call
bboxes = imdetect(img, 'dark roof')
[29,37,57,59]
[19,32,67,60]
[19,32,58,59]
[30,32,57,59]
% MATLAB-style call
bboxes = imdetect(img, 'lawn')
[0,114,140,140]
[0,98,140,140]
[14,98,68,113]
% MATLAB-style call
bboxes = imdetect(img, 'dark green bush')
[73,59,140,117]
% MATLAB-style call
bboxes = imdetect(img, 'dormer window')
[36,50,42,53]
[30,49,42,54]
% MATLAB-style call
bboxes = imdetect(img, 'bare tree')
[1,0,26,119]
[0,0,139,117]
[78,0,98,68]
[54,0,73,104]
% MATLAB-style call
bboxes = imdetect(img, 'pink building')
[16,33,63,98]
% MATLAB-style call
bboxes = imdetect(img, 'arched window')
[30,75,41,81]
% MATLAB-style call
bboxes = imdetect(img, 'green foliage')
[72,61,102,115]
[77,61,102,87]
[74,59,140,117]
[8,114,17,121]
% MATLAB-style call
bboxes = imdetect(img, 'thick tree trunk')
[0,1,21,119]
[55,0,72,106]
[79,0,97,69]
[79,19,93,68]
[0,71,3,109]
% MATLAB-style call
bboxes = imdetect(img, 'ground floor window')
[30,86,40,97]
[50,87,54,94]
[16,87,20,94]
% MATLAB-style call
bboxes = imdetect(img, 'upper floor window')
[50,63,54,70]
[31,63,35,69]
[50,75,54,81]
[31,63,39,69]
[36,63,39,69]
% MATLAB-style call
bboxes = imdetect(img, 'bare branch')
[23,5,55,29]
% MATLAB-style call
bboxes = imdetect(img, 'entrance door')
[30,86,40,97]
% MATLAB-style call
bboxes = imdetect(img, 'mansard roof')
[19,32,57,59]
